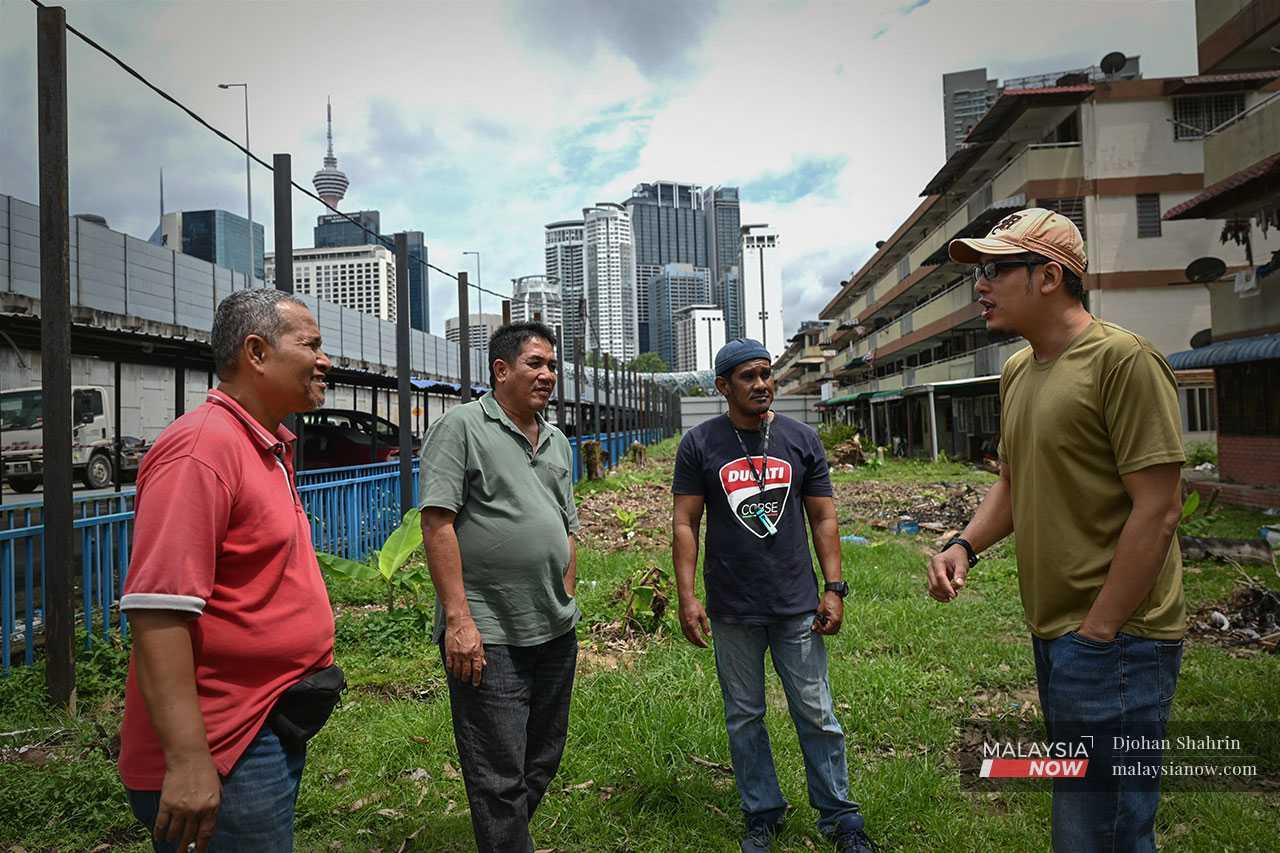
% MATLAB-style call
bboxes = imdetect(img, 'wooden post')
[38,3,75,710]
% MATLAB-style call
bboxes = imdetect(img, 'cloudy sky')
[2,0,1196,338]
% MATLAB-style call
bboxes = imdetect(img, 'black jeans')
[443,628,577,853]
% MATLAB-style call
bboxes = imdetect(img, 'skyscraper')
[701,185,743,339]
[268,244,397,321]
[511,275,563,330]
[150,210,264,280]
[942,69,1000,160]
[740,224,784,358]
[582,203,637,362]
[648,263,711,368]
[545,220,585,350]
[446,313,505,360]
[673,305,726,372]
[307,104,429,332]
[623,181,709,353]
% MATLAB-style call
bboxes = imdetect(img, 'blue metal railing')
[2,428,667,673]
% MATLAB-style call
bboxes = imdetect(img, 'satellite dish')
[1190,328,1213,349]
[875,240,886,249]
[1100,51,1127,76]
[1185,256,1227,283]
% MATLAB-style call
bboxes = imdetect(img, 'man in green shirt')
[420,322,579,853]
[926,209,1186,852]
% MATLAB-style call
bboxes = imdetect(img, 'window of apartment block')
[1136,194,1162,239]
[1183,386,1216,433]
[897,254,911,282]
[1216,361,1280,435]
[1039,197,1086,238]
[1172,94,1246,140]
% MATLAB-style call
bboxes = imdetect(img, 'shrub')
[1185,440,1217,466]
[818,422,857,451]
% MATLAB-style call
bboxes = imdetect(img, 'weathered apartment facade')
[1164,0,1280,507]
[817,65,1275,461]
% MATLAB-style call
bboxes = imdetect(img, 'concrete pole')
[927,387,939,462]
[395,233,413,514]
[458,272,471,403]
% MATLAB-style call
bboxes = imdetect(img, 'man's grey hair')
[211,289,308,380]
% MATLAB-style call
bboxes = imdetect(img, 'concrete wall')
[1085,100,1205,180]
[1091,286,1212,357]
[680,394,823,432]
[1210,273,1280,339]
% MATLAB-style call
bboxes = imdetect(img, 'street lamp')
[218,82,254,284]
[463,250,482,355]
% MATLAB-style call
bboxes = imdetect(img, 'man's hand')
[812,591,844,635]
[154,752,220,852]
[927,545,970,602]
[678,597,712,648]
[444,614,486,686]
[1075,619,1118,644]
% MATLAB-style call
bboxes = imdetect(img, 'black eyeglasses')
[969,259,1044,285]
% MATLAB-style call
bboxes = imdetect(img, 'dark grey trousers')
[443,628,577,853]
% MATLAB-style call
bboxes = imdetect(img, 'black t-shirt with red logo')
[672,413,833,623]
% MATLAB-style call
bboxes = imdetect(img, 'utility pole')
[38,3,75,710]
[395,234,413,515]
[458,271,471,403]
[554,323,565,432]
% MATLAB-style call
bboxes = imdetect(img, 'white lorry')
[0,385,148,493]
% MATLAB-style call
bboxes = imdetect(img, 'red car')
[298,409,419,469]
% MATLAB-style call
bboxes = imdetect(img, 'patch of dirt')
[576,481,671,552]
[576,621,653,674]
[834,480,988,535]
[1188,579,1280,654]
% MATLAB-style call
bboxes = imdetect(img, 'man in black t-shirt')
[671,340,875,853]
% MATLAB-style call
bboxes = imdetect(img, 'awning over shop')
[1163,152,1280,221]
[1167,332,1280,370]
[409,378,490,396]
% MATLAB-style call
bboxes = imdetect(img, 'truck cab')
[0,385,148,493]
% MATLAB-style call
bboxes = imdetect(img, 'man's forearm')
[1084,502,1179,635]
[673,522,700,601]
[130,612,211,768]
[564,535,577,596]
[422,519,470,621]
[812,514,843,583]
[959,476,1015,553]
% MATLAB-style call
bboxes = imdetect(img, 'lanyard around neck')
[732,416,772,495]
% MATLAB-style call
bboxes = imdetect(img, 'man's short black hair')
[488,322,558,383]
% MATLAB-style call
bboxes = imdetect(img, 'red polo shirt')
[118,389,335,790]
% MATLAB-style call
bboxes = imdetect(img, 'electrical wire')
[26,0,513,303]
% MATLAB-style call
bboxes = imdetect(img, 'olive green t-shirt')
[419,393,580,647]
[999,320,1186,640]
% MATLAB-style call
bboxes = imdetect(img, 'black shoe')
[740,819,782,852]
[833,826,878,853]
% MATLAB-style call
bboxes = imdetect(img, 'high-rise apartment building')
[740,225,785,358]
[545,220,585,350]
[150,210,265,280]
[267,244,397,321]
[582,203,638,362]
[314,210,380,248]
[702,186,744,338]
[624,181,710,353]
[511,275,563,330]
[446,312,505,360]
[674,304,725,372]
[942,69,1001,160]
[648,263,711,368]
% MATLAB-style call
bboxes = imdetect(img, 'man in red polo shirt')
[119,289,336,852]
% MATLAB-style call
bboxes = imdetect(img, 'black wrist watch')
[824,581,850,598]
[942,536,980,569]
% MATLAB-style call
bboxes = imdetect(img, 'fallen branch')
[1179,535,1274,566]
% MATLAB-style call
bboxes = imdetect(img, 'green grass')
[2,454,1278,851]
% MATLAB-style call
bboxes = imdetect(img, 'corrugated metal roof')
[1167,332,1280,369]
[1167,71,1280,94]
[1164,152,1280,220]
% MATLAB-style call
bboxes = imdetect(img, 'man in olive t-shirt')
[925,209,1186,853]
[420,322,579,853]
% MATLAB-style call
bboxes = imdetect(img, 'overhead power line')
[25,0,512,303]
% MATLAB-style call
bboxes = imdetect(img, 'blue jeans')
[712,613,863,836]
[128,724,305,852]
[1033,630,1183,853]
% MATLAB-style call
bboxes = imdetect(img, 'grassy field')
[1,444,1278,851]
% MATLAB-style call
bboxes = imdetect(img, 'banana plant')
[317,507,427,611]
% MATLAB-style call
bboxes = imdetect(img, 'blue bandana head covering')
[714,339,771,377]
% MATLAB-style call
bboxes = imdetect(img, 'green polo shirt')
[419,392,580,646]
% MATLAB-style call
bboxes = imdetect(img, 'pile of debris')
[834,480,988,534]
[575,481,671,552]
[1189,575,1280,653]
[828,433,869,466]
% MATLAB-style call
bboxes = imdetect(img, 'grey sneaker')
[740,818,782,852]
